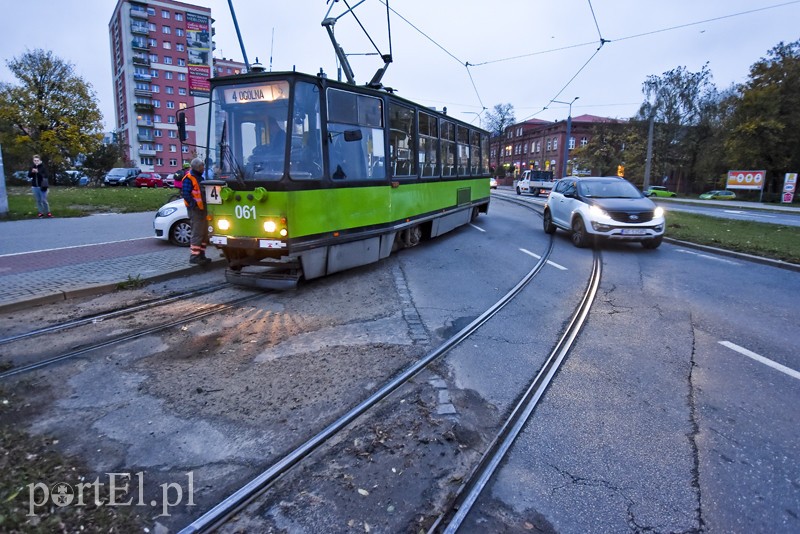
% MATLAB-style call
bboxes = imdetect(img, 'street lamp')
[552,97,579,178]
[462,111,483,128]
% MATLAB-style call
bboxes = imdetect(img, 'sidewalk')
[0,214,224,313]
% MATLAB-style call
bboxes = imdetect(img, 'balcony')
[131,39,149,51]
[137,134,154,143]
[130,7,148,19]
[132,55,150,66]
[134,101,154,111]
[131,23,149,35]
[134,87,152,97]
[133,73,152,82]
[139,147,156,156]
[136,118,154,127]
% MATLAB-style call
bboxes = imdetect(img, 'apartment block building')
[108,0,215,174]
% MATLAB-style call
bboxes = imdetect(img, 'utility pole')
[553,97,578,178]
[643,113,655,190]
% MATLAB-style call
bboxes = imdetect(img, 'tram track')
[0,282,230,347]
[0,286,263,380]
[178,197,597,533]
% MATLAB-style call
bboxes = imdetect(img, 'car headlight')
[588,205,608,218]
[157,207,178,218]
[654,207,664,218]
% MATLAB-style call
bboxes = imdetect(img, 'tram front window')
[212,81,290,181]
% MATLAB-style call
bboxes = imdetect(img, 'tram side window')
[470,130,481,175]
[418,111,438,177]
[388,103,416,178]
[480,133,489,174]
[289,81,323,180]
[327,88,385,181]
[441,120,455,177]
[456,125,470,176]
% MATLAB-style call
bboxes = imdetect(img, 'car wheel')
[670,193,676,197]
[516,186,521,195]
[571,217,590,248]
[543,210,556,234]
[533,188,540,197]
[641,236,663,249]
[169,219,192,247]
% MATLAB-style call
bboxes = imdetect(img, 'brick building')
[108,0,216,174]
[491,115,625,182]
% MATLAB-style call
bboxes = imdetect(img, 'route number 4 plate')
[205,185,222,204]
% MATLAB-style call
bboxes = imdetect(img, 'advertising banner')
[782,172,797,204]
[186,12,211,97]
[726,170,766,190]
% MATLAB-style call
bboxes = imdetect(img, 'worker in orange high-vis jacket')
[181,158,211,265]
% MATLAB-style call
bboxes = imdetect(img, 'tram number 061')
[235,205,257,219]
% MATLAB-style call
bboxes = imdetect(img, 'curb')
[663,237,800,273]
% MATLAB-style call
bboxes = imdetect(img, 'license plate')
[259,239,286,249]
[210,235,228,245]
[621,229,647,235]
[205,185,222,204]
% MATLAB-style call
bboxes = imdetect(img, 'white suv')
[543,176,665,249]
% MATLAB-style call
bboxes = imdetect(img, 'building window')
[162,10,170,18]
[147,22,156,31]
[167,116,175,124]
[178,102,187,109]
[169,159,177,166]
[166,86,174,94]
[523,143,528,154]
[163,26,171,34]
[176,43,184,52]
[181,145,189,153]
[568,137,575,150]
[170,144,176,152]
[147,38,157,47]
[178,73,186,81]
[175,13,183,21]
[166,101,175,109]
[178,87,186,95]
[553,138,558,150]
[581,136,588,147]
[154,129,162,137]
[151,84,159,93]
[546,139,552,151]
[168,130,177,138]
[155,143,163,151]
[163,56,173,65]
[149,54,158,63]
[163,42,171,50]
[150,69,158,78]
[154,115,162,122]
[156,158,163,166]
[176,28,184,37]
[147,7,155,16]
[177,58,186,66]
[165,71,173,80]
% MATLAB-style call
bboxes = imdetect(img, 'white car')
[153,199,191,246]
[543,176,665,249]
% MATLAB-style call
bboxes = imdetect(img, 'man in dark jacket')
[181,158,211,264]
[27,154,52,218]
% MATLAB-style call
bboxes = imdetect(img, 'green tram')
[192,70,491,289]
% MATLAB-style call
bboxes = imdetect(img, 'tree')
[634,64,719,192]
[724,39,800,199]
[82,135,129,186]
[483,103,515,174]
[0,49,104,173]
[571,122,632,178]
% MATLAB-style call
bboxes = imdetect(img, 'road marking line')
[719,340,800,380]
[519,248,567,270]
[0,237,154,258]
[469,223,486,233]
[676,249,740,265]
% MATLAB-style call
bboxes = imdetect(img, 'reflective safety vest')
[183,173,205,210]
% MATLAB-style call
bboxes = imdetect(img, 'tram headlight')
[263,220,277,233]
[217,219,231,231]
[279,228,288,237]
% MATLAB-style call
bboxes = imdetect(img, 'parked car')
[644,185,676,198]
[9,170,30,185]
[153,198,191,246]
[543,176,665,249]
[489,177,498,189]
[699,190,736,200]
[104,167,140,186]
[53,170,87,186]
[135,172,166,188]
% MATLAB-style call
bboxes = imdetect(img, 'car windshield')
[578,179,641,199]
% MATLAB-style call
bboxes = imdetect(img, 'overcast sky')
[2,0,799,132]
